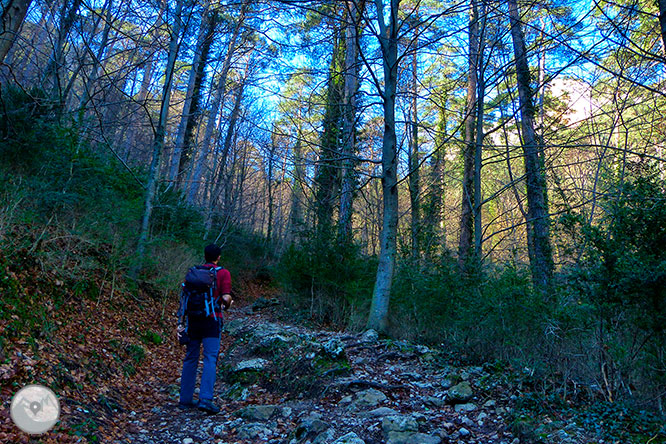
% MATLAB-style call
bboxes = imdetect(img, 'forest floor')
[115,303,525,444]
[0,250,635,444]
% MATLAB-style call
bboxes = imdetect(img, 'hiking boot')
[197,399,220,414]
[177,401,198,410]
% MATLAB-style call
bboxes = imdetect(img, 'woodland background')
[1,0,666,437]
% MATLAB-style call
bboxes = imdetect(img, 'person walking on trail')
[177,244,232,414]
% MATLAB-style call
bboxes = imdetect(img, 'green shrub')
[278,236,376,328]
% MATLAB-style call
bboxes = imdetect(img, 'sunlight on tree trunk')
[367,0,399,333]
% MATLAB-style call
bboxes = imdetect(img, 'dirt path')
[120,305,522,444]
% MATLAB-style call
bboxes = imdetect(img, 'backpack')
[177,265,223,319]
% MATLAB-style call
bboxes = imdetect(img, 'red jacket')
[202,263,231,319]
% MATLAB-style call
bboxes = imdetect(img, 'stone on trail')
[322,338,345,358]
[237,422,273,440]
[454,402,477,413]
[386,431,442,444]
[381,415,419,434]
[350,388,387,410]
[446,381,473,404]
[360,329,379,343]
[332,432,366,444]
[234,358,269,372]
[361,406,398,418]
[236,404,279,421]
[424,396,446,408]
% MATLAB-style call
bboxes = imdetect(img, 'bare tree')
[136,0,184,268]
[0,0,32,65]
[507,0,553,289]
[366,0,400,332]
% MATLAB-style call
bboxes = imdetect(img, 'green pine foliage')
[278,235,377,328]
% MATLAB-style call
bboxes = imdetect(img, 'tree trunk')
[43,0,82,106]
[290,123,305,242]
[187,0,249,203]
[408,43,420,259]
[135,0,183,268]
[121,0,166,161]
[169,0,212,183]
[367,0,399,333]
[266,137,276,243]
[473,1,486,258]
[658,0,666,55]
[203,79,246,237]
[458,0,479,266]
[507,0,553,290]
[0,0,33,65]
[338,0,365,242]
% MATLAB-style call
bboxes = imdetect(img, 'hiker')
[177,244,232,414]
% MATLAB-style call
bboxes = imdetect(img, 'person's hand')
[222,294,233,310]
[176,324,185,337]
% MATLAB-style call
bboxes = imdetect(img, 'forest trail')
[120,302,531,444]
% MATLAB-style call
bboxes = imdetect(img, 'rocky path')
[121,304,525,444]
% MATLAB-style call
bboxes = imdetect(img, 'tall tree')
[459,0,480,265]
[338,0,365,242]
[43,0,83,106]
[658,0,666,54]
[408,18,420,259]
[170,1,219,187]
[507,0,554,289]
[135,0,184,268]
[366,0,400,332]
[186,0,251,203]
[314,25,344,238]
[0,0,33,65]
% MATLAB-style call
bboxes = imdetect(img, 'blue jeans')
[179,335,220,404]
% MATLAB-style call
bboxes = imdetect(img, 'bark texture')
[0,0,32,65]
[367,0,399,333]
[136,0,183,266]
[459,0,479,265]
[508,0,553,290]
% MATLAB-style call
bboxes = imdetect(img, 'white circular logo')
[10,384,60,435]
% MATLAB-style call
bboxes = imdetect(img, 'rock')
[511,439,520,444]
[382,415,419,434]
[447,381,473,404]
[182,439,193,444]
[295,416,331,437]
[211,424,226,437]
[237,423,273,440]
[252,297,279,311]
[322,338,345,359]
[454,403,477,413]
[224,319,247,336]
[483,399,496,408]
[281,407,293,417]
[459,427,470,437]
[360,329,379,343]
[386,432,441,444]
[312,428,336,444]
[332,432,366,444]
[234,358,269,372]
[424,396,446,408]
[236,404,279,421]
[350,388,387,410]
[477,412,488,422]
[362,407,399,418]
